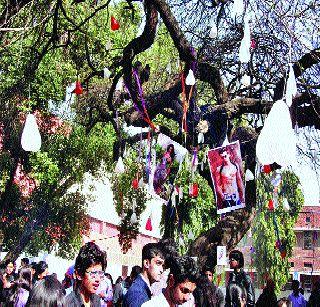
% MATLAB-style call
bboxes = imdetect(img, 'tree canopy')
[0,0,319,288]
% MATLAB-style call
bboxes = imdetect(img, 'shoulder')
[65,291,80,306]
[142,294,168,307]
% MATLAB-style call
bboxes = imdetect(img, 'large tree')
[0,0,319,276]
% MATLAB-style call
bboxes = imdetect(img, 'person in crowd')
[123,242,165,307]
[0,259,18,303]
[113,276,124,307]
[97,272,113,307]
[65,242,107,307]
[278,298,292,307]
[26,275,65,306]
[8,267,32,307]
[151,238,179,297]
[256,278,278,307]
[225,250,254,307]
[141,256,198,307]
[309,280,320,306]
[288,280,307,307]
[129,266,142,286]
[193,266,224,307]
[20,259,29,270]
[34,261,48,283]
[229,284,247,307]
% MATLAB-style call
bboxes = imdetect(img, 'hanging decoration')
[188,229,195,240]
[73,80,83,95]
[115,157,125,173]
[21,114,42,152]
[132,177,139,189]
[103,68,111,79]
[185,69,196,86]
[245,169,254,181]
[241,74,251,87]
[189,182,199,198]
[285,63,297,107]
[256,100,297,167]
[209,23,218,39]
[239,16,251,63]
[111,16,120,31]
[145,216,153,231]
[282,198,290,211]
[268,199,274,210]
[116,78,124,91]
[207,141,245,214]
[231,0,244,18]
[217,246,228,266]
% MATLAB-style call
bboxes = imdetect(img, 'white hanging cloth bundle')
[239,16,251,63]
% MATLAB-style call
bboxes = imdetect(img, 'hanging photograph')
[208,141,245,214]
[152,134,188,202]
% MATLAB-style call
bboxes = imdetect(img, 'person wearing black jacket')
[256,279,277,307]
[225,250,255,307]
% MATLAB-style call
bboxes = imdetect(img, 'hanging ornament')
[197,120,209,133]
[105,40,112,50]
[268,199,274,210]
[116,78,123,91]
[166,62,172,74]
[275,240,281,250]
[209,23,218,39]
[103,68,111,79]
[130,211,137,224]
[245,169,254,181]
[189,183,199,198]
[283,198,290,211]
[185,69,196,86]
[73,80,83,95]
[271,172,282,187]
[188,229,195,240]
[285,63,297,107]
[179,235,184,246]
[231,0,244,18]
[132,178,139,189]
[111,16,120,31]
[114,157,125,173]
[198,132,204,144]
[21,114,42,152]
[239,17,251,63]
[178,186,183,201]
[280,249,287,259]
[138,177,144,188]
[256,100,297,167]
[250,39,256,49]
[241,74,251,87]
[262,165,272,174]
[145,216,152,231]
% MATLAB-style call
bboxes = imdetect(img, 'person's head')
[202,266,213,283]
[115,276,122,284]
[26,275,65,307]
[158,238,179,270]
[142,243,165,284]
[313,280,320,291]
[292,280,300,294]
[229,250,244,270]
[21,258,30,267]
[166,256,199,305]
[219,147,231,163]
[130,265,142,282]
[18,267,32,287]
[265,279,275,292]
[35,261,48,280]
[4,259,15,275]
[277,298,291,307]
[74,242,107,295]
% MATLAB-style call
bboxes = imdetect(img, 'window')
[291,262,294,267]
[306,216,311,223]
[304,262,313,268]
[304,231,313,250]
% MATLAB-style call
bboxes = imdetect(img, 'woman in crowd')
[34,261,48,284]
[8,267,32,307]
[26,275,65,307]
[0,259,18,304]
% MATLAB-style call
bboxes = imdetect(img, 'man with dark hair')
[142,256,198,307]
[20,258,29,268]
[225,250,254,307]
[123,242,164,307]
[288,280,307,307]
[66,242,107,307]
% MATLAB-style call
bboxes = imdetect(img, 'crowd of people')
[0,241,320,307]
